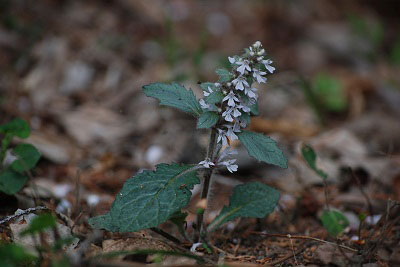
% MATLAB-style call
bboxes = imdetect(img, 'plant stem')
[150,227,181,245]
[195,128,218,242]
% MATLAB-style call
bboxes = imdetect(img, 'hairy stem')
[195,128,218,242]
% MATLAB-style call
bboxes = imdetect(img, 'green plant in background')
[301,73,347,124]
[1,213,75,267]
[0,242,37,267]
[390,37,400,66]
[347,13,384,62]
[301,144,349,237]
[348,14,384,50]
[311,73,347,113]
[0,118,41,195]
[89,42,287,245]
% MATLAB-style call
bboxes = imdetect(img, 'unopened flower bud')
[254,41,261,48]
[258,49,265,55]
[249,51,255,56]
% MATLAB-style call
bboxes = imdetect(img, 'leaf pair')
[0,119,41,195]
[89,163,279,234]
[143,82,287,169]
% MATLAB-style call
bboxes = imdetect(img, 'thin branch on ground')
[251,232,358,253]
[0,206,49,225]
[265,245,308,266]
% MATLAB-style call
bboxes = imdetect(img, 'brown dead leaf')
[102,237,173,260]
[60,104,134,146]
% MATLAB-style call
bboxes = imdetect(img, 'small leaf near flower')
[238,131,287,168]
[197,112,219,129]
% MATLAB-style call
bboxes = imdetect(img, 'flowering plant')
[89,42,287,244]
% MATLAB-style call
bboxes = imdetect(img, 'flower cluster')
[198,41,275,172]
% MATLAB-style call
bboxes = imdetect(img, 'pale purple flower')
[237,104,251,113]
[225,125,238,141]
[220,159,238,173]
[198,159,215,168]
[252,69,267,83]
[228,57,236,64]
[253,41,261,48]
[244,87,258,99]
[222,108,234,122]
[199,99,210,110]
[232,75,249,91]
[232,121,242,132]
[203,86,213,97]
[214,82,221,88]
[236,59,251,75]
[232,106,242,117]
[262,59,275,73]
[218,146,238,162]
[222,91,239,107]
[217,128,228,146]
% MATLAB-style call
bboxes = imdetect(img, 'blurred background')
[1,0,400,228]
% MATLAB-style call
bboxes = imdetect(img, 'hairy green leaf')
[208,182,279,232]
[0,169,28,195]
[250,102,259,116]
[238,131,287,168]
[89,163,200,232]
[11,144,41,173]
[199,82,216,91]
[143,83,202,117]
[0,118,30,139]
[206,91,225,105]
[215,68,233,83]
[301,144,328,179]
[321,210,349,237]
[199,82,224,104]
[197,112,219,129]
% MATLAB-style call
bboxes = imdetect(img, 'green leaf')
[238,131,287,168]
[0,169,28,195]
[320,210,349,237]
[0,118,30,138]
[20,213,56,237]
[301,144,328,179]
[240,113,250,125]
[197,111,219,129]
[199,82,224,104]
[250,102,259,116]
[88,213,118,232]
[208,182,279,232]
[143,83,202,117]
[10,144,41,173]
[199,82,216,91]
[215,68,233,83]
[206,91,225,105]
[89,163,200,232]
